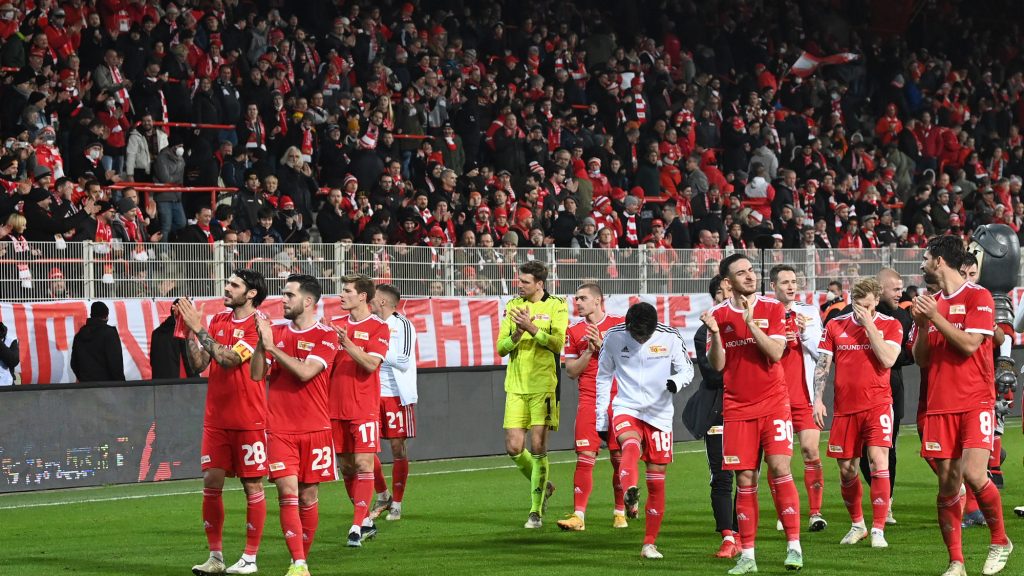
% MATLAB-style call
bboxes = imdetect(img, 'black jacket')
[150,315,199,379]
[70,318,125,382]
[682,324,724,439]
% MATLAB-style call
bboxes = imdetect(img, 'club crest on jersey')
[615,421,630,431]
[269,462,286,472]
[925,442,942,451]
[534,313,550,321]
[297,341,315,351]
[648,344,668,355]
[353,331,369,340]
[724,456,740,464]
[576,439,590,447]
[828,444,843,453]
[754,319,769,329]
[200,455,211,464]
[707,426,724,435]
[233,328,245,338]
[949,304,966,315]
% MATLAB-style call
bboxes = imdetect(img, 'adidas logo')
[781,507,797,516]
[724,325,734,333]
[883,435,891,442]
[647,508,660,516]
[246,522,254,531]
[276,341,285,347]
[257,464,265,471]
[737,513,749,521]
[322,470,331,477]
[983,436,991,443]
[622,346,630,353]
[619,470,628,478]
[873,498,885,505]
[355,500,367,507]
[217,330,224,336]
[574,487,583,494]
[203,521,212,529]
[840,332,848,337]
[284,530,297,538]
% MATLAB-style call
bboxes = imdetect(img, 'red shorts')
[201,427,268,478]
[575,403,620,453]
[611,413,672,465]
[722,410,794,471]
[920,408,995,460]
[379,397,417,439]
[331,419,381,454]
[826,404,894,460]
[790,400,817,434]
[267,430,338,483]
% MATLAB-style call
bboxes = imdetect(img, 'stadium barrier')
[0,242,957,302]
[0,357,983,493]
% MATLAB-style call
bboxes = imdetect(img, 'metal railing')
[0,241,954,301]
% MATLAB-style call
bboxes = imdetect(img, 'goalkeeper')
[497,261,569,529]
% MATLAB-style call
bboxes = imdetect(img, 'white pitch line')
[0,447,708,510]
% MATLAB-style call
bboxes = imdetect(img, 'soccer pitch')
[1,422,1022,576]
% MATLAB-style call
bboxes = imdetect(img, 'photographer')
[0,321,19,386]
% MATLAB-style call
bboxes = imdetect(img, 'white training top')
[379,312,418,405]
[595,323,693,433]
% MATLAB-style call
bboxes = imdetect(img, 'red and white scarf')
[634,92,647,124]
[623,213,639,246]
[246,116,266,150]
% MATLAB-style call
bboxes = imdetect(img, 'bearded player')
[811,277,902,550]
[595,302,693,559]
[329,274,391,548]
[557,283,626,532]
[912,236,1012,576]
[770,264,827,532]
[702,253,804,574]
[251,274,337,576]
[177,269,269,576]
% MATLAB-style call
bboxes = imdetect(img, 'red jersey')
[709,295,790,421]
[266,322,337,434]
[205,310,267,430]
[779,311,808,405]
[564,314,624,406]
[925,282,995,414]
[328,314,390,421]
[818,312,903,415]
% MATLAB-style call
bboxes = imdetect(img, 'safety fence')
[0,241,949,301]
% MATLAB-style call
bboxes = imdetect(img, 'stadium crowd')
[0,0,1023,299]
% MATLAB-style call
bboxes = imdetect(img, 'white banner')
[6,290,1013,384]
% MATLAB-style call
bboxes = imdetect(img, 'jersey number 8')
[979,411,993,437]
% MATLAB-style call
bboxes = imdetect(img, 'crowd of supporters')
[1,0,1023,299]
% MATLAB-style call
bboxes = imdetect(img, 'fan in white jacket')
[369,284,418,522]
[593,302,693,560]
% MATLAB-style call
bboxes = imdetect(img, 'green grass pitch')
[1,421,1021,575]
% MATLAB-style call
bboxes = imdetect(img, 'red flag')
[788,51,859,78]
